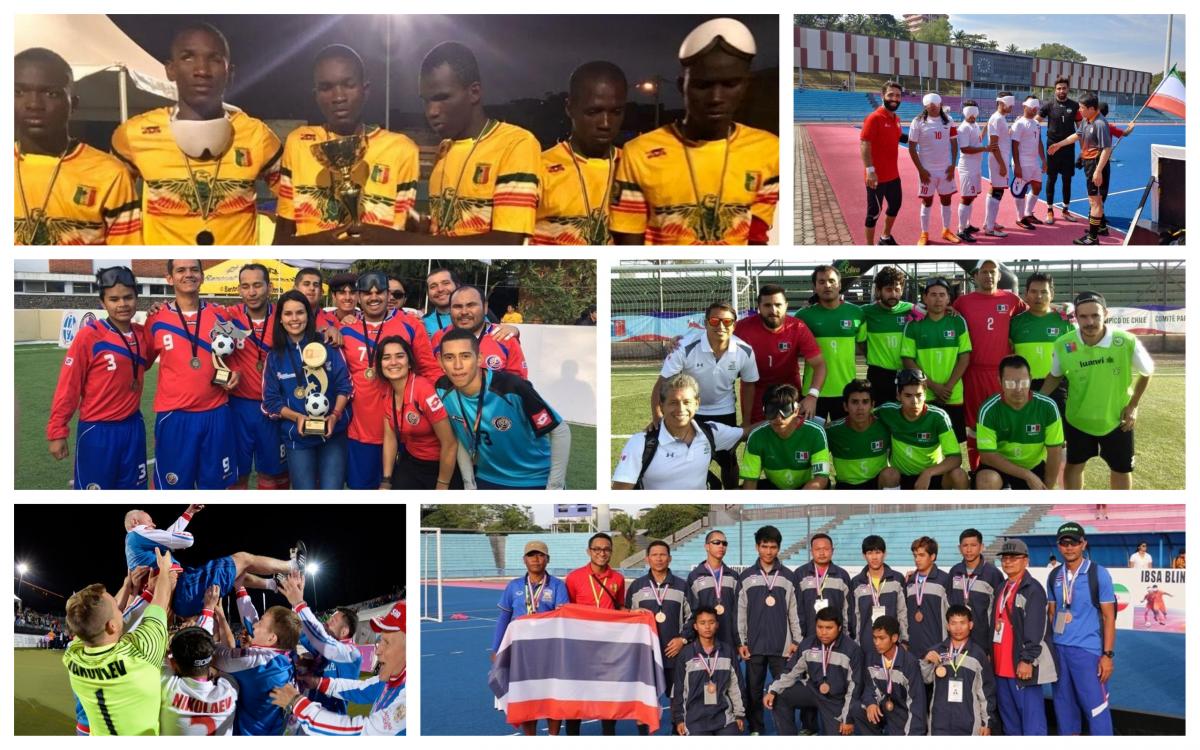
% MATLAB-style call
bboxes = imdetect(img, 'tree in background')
[640,504,709,541]
[913,18,952,45]
[420,504,543,532]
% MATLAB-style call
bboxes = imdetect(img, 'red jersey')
[431,323,528,379]
[952,291,1028,368]
[314,307,343,332]
[735,314,821,421]
[341,311,441,444]
[225,304,274,402]
[861,107,902,183]
[381,374,448,462]
[146,302,234,413]
[565,565,626,610]
[47,319,154,439]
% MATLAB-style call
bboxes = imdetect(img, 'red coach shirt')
[146,302,232,413]
[381,374,448,462]
[861,107,902,183]
[565,565,625,610]
[735,314,822,422]
[225,304,274,402]
[48,319,153,439]
[342,311,441,445]
[952,291,1028,368]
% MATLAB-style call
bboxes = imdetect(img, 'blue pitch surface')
[421,585,1184,735]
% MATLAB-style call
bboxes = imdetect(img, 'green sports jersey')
[1009,310,1075,379]
[1054,328,1150,436]
[796,302,865,396]
[740,420,831,489]
[825,417,891,485]
[874,402,961,475]
[857,301,919,370]
[900,313,972,404]
[64,604,168,736]
[976,393,1064,469]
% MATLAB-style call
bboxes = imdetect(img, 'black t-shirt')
[1039,97,1081,142]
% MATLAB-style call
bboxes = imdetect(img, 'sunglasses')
[707,318,736,329]
[707,540,729,546]
[390,290,407,300]
[589,547,612,553]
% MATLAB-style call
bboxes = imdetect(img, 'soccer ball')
[305,391,330,417]
[211,334,236,358]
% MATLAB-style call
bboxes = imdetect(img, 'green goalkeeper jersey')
[826,417,891,485]
[796,302,865,396]
[857,301,919,370]
[976,393,1064,469]
[874,402,961,476]
[64,604,168,735]
[740,420,832,488]
[901,313,972,404]
[1009,310,1075,379]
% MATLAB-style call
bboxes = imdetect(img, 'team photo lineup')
[21,258,597,490]
[14,504,405,736]
[14,13,779,246]
[611,260,1184,491]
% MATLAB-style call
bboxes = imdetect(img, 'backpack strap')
[633,424,660,490]
[696,420,718,456]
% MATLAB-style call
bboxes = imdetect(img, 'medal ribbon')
[820,642,832,680]
[998,577,1019,619]
[764,564,780,596]
[174,302,205,366]
[287,339,311,398]
[524,573,546,616]
[244,303,270,371]
[102,319,141,390]
[587,572,611,607]
[882,649,896,696]
[696,646,718,681]
[915,572,928,607]
[961,569,976,599]
[15,140,73,244]
[1060,559,1089,610]
[705,563,724,607]
[390,375,416,456]
[360,317,386,369]
[815,565,828,597]
[650,576,669,609]
[869,575,883,608]
[452,374,488,464]
[947,642,968,676]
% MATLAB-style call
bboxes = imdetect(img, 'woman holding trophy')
[262,289,353,489]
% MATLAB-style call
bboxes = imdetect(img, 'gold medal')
[294,386,307,399]
[764,595,776,607]
[655,611,667,623]
[714,604,725,615]
[914,611,924,623]
[364,367,376,381]
[935,666,947,679]
[819,682,830,695]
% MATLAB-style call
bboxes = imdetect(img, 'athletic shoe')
[1098,226,1109,236]
[1061,210,1078,222]
[984,228,1008,238]
[877,235,898,246]
[940,229,961,244]
[290,540,308,573]
[1044,211,1056,225]
[957,230,977,244]
[917,231,929,246]
[964,225,981,234]
[1073,234,1099,245]
[1016,217,1037,230]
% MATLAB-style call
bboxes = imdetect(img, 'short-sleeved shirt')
[1128,553,1153,570]
[858,301,921,371]
[952,291,1026,369]
[861,107,902,183]
[610,123,779,244]
[740,420,831,488]
[499,574,570,616]
[1078,115,1114,160]
[825,417,891,485]
[612,420,743,489]
[1039,97,1080,142]
[734,315,822,421]
[908,115,956,171]
[533,143,620,245]
[432,323,528,380]
[436,369,561,488]
[1010,116,1043,165]
[146,302,233,413]
[382,374,449,462]
[565,565,626,610]
[1051,327,1154,436]
[15,142,141,244]
[660,333,758,415]
[901,313,972,404]
[223,305,274,402]
[111,107,282,244]
[277,125,419,236]
[874,402,961,476]
[975,393,1064,470]
[428,120,541,237]
[343,312,442,444]
[986,111,1012,161]
[956,121,986,174]
[795,302,865,396]
[1048,561,1115,654]
[1009,310,1075,380]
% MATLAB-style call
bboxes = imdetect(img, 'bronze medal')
[130,379,139,392]
[764,595,776,607]
[935,666,947,679]
[714,604,725,615]
[190,356,202,370]
[914,611,924,623]
[884,699,895,712]
[1063,612,1073,624]
[655,611,667,623]
[819,682,830,695]
[364,367,376,381]
[294,386,306,399]
[706,682,717,694]
[256,360,264,373]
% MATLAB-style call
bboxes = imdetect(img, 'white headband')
[922,93,942,107]
[1024,97,1040,109]
[679,18,756,62]
[998,95,1015,107]
[962,106,980,118]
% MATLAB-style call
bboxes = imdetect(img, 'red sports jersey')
[146,302,233,413]
[381,374,448,462]
[735,314,821,420]
[47,319,154,439]
[224,304,274,402]
[862,107,903,183]
[952,291,1028,368]
[565,565,626,610]
[431,323,528,379]
[314,307,343,332]
[341,312,441,444]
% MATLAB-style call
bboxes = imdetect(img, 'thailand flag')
[489,604,666,731]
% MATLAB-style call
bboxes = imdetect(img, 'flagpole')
[1163,14,1173,87]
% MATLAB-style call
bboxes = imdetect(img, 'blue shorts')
[74,411,147,490]
[346,437,383,490]
[175,556,238,617]
[230,396,287,477]
[154,405,238,490]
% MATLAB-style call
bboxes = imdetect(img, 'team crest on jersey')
[73,185,97,207]
[493,416,513,431]
[85,483,101,490]
[870,440,883,451]
[778,342,790,352]
[141,125,161,135]
[996,304,1009,313]
[300,133,317,141]
[473,163,492,184]
[484,354,503,370]
[795,451,810,462]
[547,163,565,174]
[744,171,762,192]
[1026,423,1042,435]
[1065,342,1078,353]
[234,148,252,167]
[532,409,553,428]
[1114,337,1125,347]
[943,330,957,340]
[64,356,74,366]
[371,164,390,183]
[1048,327,1061,336]
[917,432,932,441]
[165,472,179,486]
[840,319,854,329]
[646,147,667,159]
[406,411,420,426]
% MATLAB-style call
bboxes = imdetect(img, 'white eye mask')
[170,108,234,160]
[922,93,942,107]
[998,95,1016,108]
[963,106,980,119]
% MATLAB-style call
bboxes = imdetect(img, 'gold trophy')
[300,342,332,436]
[209,321,248,387]
[311,134,368,240]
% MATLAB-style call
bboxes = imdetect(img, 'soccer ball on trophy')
[211,333,236,358]
[305,391,330,418]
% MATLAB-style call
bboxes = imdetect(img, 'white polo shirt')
[660,332,759,416]
[612,420,744,489]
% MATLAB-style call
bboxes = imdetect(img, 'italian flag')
[1146,66,1185,118]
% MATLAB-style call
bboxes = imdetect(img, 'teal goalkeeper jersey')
[796,302,865,396]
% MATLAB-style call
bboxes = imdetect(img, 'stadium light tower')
[17,562,29,595]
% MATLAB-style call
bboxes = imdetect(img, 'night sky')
[109,14,779,122]
[14,504,404,615]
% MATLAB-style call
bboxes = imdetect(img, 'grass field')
[16,343,595,490]
[14,648,373,736]
[611,354,1186,490]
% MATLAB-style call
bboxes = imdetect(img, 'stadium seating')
[793,89,877,121]
[670,517,835,571]
[1030,504,1186,535]
[433,533,499,577]
[502,532,596,574]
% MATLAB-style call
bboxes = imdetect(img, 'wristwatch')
[1101,650,1115,658]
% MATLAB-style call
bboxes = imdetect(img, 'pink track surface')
[805,124,1125,246]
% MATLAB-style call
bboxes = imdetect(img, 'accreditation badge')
[948,680,964,703]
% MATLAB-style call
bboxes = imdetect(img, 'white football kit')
[986,111,1013,188]
[956,121,985,196]
[1010,116,1044,189]
[910,115,958,196]
[160,673,239,736]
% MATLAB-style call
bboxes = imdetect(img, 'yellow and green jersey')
[826,417,891,485]
[739,420,831,489]
[1053,328,1153,436]
[15,142,141,245]
[976,393,1064,470]
[796,302,866,396]
[277,125,419,236]
[901,313,972,404]
[858,301,920,371]
[610,123,779,244]
[874,402,961,476]
[533,143,619,245]
[1009,310,1075,379]
[428,120,541,237]
[64,604,168,736]
[111,107,282,245]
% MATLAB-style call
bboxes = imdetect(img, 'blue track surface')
[421,585,1184,735]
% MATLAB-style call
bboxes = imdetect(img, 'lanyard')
[696,646,719,681]
[452,375,488,464]
[961,566,976,598]
[15,141,73,244]
[814,565,829,597]
[914,572,928,607]
[947,641,968,676]
[361,317,386,363]
[763,564,781,594]
[390,375,417,451]
[672,122,732,242]
[174,302,205,365]
[287,339,310,397]
[650,576,670,610]
[1060,560,1089,610]
[524,574,546,616]
[244,304,270,371]
[562,141,615,242]
[882,649,897,696]
[705,563,724,602]
[998,576,1020,620]
[820,642,832,679]
[434,119,492,233]
[869,574,884,607]
[102,319,141,390]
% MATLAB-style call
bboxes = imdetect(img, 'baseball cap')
[1056,522,1087,543]
[679,18,756,63]
[922,276,951,294]
[972,259,1001,273]
[998,539,1029,557]
[523,541,549,556]
[1073,290,1107,309]
[370,600,406,633]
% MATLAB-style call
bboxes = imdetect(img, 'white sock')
[941,204,952,232]
[1014,191,1026,217]
[920,204,931,232]
[959,203,972,232]
[985,196,999,230]
[265,577,279,592]
[1027,191,1040,217]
